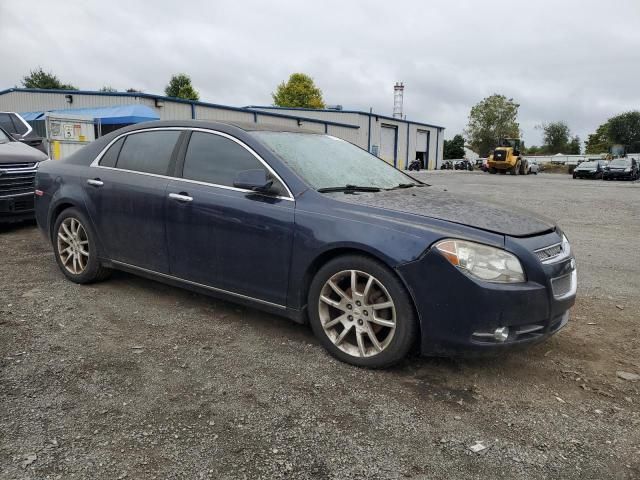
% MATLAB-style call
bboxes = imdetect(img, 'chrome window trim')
[89,127,295,201]
[110,260,286,310]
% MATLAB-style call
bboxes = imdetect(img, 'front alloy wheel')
[319,270,396,358]
[57,217,90,274]
[308,255,417,368]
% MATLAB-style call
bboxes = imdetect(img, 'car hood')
[330,186,556,238]
[0,141,48,164]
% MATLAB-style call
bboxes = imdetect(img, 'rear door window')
[182,131,274,189]
[115,130,181,175]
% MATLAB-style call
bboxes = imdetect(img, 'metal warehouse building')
[0,88,445,169]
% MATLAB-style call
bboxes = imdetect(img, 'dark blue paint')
[34,120,575,355]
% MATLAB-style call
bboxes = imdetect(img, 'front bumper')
[0,193,35,223]
[603,170,634,180]
[573,170,599,179]
[397,236,576,355]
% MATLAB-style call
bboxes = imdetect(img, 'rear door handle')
[87,178,104,187]
[168,192,193,203]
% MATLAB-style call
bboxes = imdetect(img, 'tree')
[585,123,612,154]
[164,73,199,101]
[443,134,465,159]
[526,145,542,155]
[126,88,142,93]
[607,111,640,152]
[567,135,581,154]
[100,86,117,92]
[465,94,520,157]
[272,73,325,109]
[21,67,76,90]
[540,121,571,154]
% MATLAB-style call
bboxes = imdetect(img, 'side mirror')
[233,169,274,193]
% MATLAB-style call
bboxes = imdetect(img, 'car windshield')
[0,128,10,143]
[251,131,419,190]
[579,161,596,168]
[610,159,630,166]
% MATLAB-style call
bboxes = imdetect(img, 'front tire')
[53,208,111,284]
[308,255,417,368]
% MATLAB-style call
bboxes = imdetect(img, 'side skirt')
[104,259,305,323]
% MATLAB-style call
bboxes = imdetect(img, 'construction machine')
[486,138,528,175]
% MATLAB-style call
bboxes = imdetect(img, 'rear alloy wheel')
[57,217,89,275]
[308,256,417,368]
[53,208,111,284]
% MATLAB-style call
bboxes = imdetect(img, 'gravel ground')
[1,171,639,479]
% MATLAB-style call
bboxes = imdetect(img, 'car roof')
[122,119,321,135]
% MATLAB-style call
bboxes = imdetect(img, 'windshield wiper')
[317,185,382,193]
[386,183,425,190]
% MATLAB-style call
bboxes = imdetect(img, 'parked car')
[0,127,49,223]
[527,160,539,175]
[572,160,606,179]
[0,111,46,153]
[440,160,453,170]
[454,160,474,171]
[34,121,576,368]
[602,158,639,181]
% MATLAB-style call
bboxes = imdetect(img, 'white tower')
[393,82,404,119]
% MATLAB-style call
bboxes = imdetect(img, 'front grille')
[0,162,36,170]
[534,243,563,262]
[0,171,37,197]
[12,196,35,212]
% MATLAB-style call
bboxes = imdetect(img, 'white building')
[0,88,445,170]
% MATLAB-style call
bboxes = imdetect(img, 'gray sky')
[1,0,639,146]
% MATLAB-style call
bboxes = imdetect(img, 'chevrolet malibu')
[34,121,577,368]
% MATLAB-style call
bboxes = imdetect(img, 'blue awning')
[20,104,159,125]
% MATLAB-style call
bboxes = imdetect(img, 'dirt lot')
[1,172,639,479]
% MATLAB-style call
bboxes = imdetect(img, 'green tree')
[126,88,142,93]
[465,94,520,157]
[99,86,117,92]
[164,73,199,101]
[443,134,466,159]
[21,67,76,90]
[526,145,541,155]
[272,73,325,109]
[567,135,581,154]
[539,121,572,154]
[585,123,612,154]
[607,111,640,152]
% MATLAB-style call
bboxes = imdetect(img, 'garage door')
[416,130,429,152]
[380,125,397,165]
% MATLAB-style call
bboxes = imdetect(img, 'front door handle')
[168,192,193,203]
[87,178,104,187]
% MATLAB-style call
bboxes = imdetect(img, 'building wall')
[0,90,444,169]
[249,106,444,170]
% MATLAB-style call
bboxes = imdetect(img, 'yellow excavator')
[487,138,528,175]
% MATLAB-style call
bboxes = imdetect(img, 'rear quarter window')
[98,137,125,168]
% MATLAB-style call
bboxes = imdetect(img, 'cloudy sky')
[1,0,639,145]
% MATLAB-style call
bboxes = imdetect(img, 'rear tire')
[308,255,417,368]
[52,208,111,284]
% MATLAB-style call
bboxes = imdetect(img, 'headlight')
[434,239,526,283]
[561,233,571,257]
[624,167,631,172]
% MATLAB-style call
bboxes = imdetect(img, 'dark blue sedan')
[34,121,577,368]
